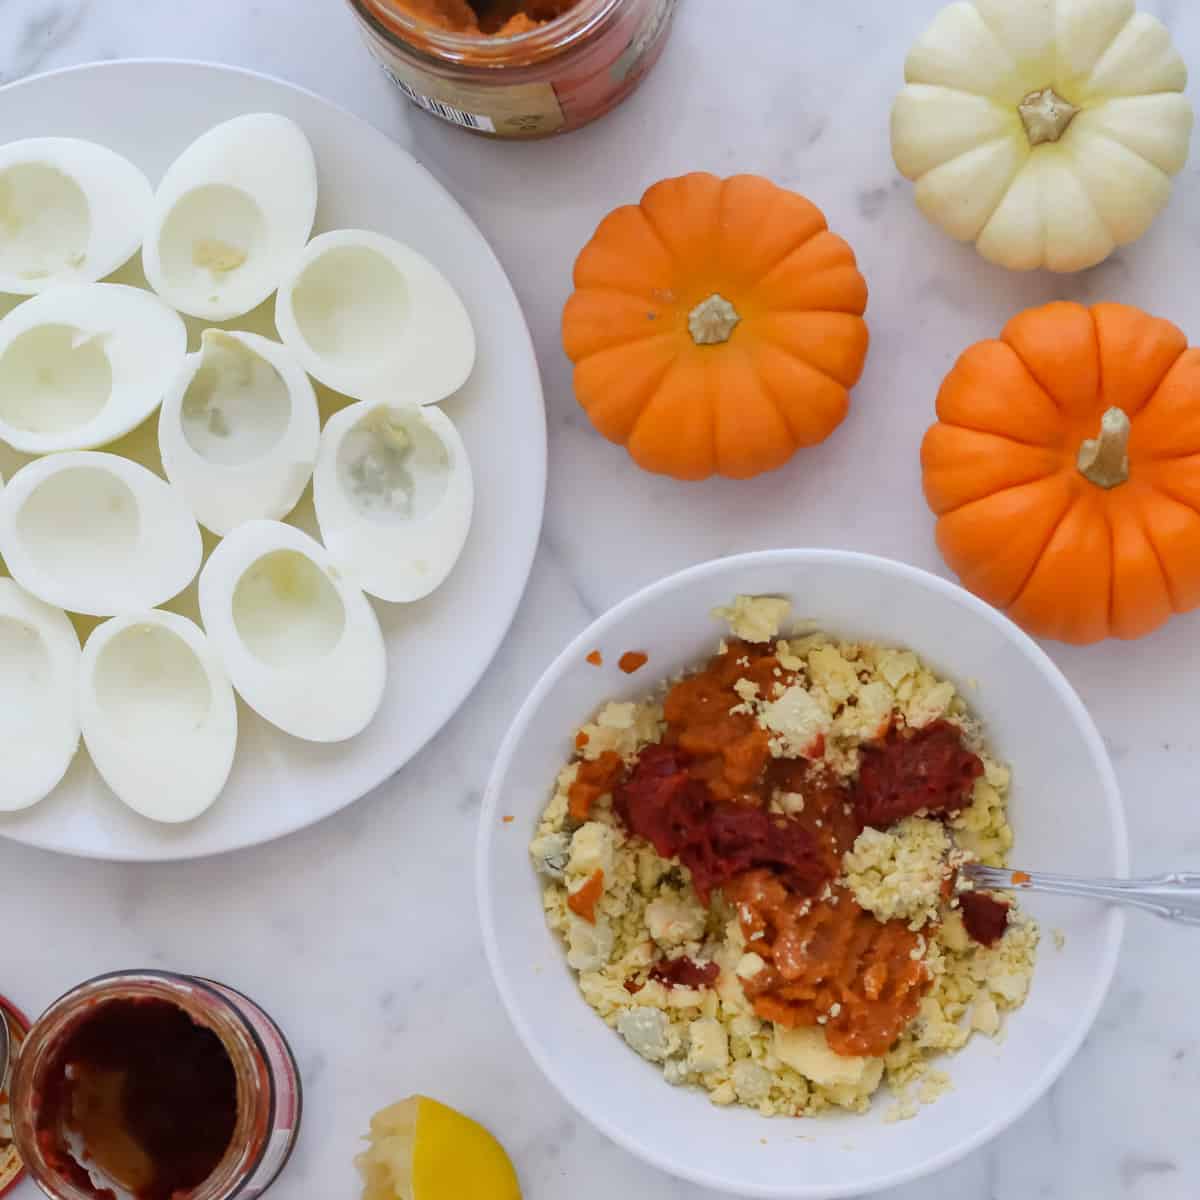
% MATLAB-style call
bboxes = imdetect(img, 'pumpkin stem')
[689,294,741,345]
[1077,407,1131,490]
[1019,88,1080,146]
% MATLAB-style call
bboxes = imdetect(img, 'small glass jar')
[10,971,302,1200]
[0,993,31,1199]
[347,0,678,138]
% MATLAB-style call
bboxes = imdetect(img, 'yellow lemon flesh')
[357,1095,521,1200]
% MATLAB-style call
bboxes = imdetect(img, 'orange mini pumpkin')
[562,173,870,480]
[923,301,1200,644]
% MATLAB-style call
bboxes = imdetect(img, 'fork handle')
[964,866,1200,927]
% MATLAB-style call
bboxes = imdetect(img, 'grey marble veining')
[2,1,1199,1197]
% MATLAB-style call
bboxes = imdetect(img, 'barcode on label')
[391,74,496,132]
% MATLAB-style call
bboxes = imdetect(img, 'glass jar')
[0,993,30,1199]
[10,971,301,1200]
[347,0,678,138]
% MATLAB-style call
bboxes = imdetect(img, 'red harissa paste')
[854,721,984,827]
[958,891,1012,947]
[614,745,826,905]
[650,957,721,990]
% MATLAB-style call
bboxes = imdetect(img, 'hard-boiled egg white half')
[0,137,153,295]
[0,283,187,454]
[0,452,201,617]
[0,577,81,811]
[159,329,319,535]
[143,113,318,321]
[275,229,475,402]
[314,400,473,603]
[199,520,386,742]
[79,610,237,823]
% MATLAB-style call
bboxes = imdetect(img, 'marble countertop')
[3,1,1199,1196]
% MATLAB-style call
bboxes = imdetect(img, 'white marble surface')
[2,1,1200,1196]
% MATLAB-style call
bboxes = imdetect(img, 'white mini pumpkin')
[891,0,1193,272]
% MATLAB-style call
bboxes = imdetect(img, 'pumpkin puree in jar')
[615,640,956,1059]
[396,0,579,35]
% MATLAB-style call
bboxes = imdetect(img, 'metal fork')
[964,864,1200,926]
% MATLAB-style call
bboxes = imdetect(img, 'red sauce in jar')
[35,999,236,1200]
[395,0,578,36]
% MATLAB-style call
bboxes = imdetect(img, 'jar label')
[200,979,301,1195]
[355,0,678,136]
[611,0,675,85]
[361,26,566,136]
[390,74,498,133]
[241,1129,299,1199]
[0,1000,30,1199]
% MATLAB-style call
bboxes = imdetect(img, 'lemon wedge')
[357,1096,521,1200]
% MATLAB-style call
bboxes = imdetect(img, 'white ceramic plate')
[0,61,545,860]
[479,550,1127,1198]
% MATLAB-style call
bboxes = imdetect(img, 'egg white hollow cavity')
[0,578,81,811]
[0,283,187,453]
[0,138,153,295]
[275,229,475,402]
[158,329,319,535]
[314,400,473,603]
[198,520,386,742]
[143,114,318,321]
[0,452,202,616]
[79,610,237,823]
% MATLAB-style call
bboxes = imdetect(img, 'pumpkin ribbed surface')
[562,173,870,481]
[923,300,1200,644]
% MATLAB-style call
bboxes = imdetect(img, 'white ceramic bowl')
[478,550,1127,1198]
